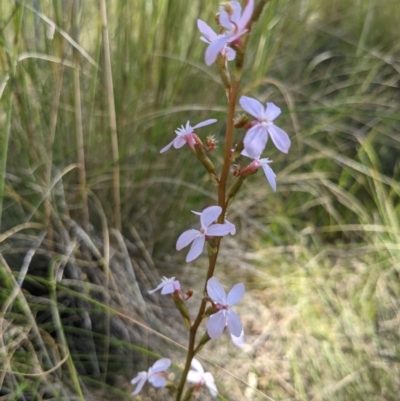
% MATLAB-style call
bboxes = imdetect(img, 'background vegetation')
[1,0,399,400]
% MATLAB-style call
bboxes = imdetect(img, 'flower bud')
[205,135,218,152]
[227,176,246,205]
[232,163,242,177]
[238,159,260,177]
[194,143,219,184]
[233,113,249,128]
[217,53,231,89]
[221,2,235,15]
[173,295,191,329]
[194,332,211,354]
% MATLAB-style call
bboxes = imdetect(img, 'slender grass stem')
[72,0,89,230]
[99,0,121,231]
[0,1,25,229]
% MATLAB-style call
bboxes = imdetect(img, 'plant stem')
[176,72,241,401]
[218,80,240,217]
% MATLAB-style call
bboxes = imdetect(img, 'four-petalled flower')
[160,119,217,153]
[148,277,181,295]
[176,206,235,262]
[207,277,245,340]
[204,0,254,66]
[240,96,291,158]
[197,19,236,63]
[187,358,218,398]
[131,358,171,395]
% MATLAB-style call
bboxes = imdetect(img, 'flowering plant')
[130,1,291,399]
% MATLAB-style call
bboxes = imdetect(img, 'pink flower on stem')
[187,358,218,398]
[204,0,254,66]
[148,276,181,295]
[160,119,217,154]
[240,96,291,158]
[207,277,245,340]
[131,358,171,395]
[176,206,234,262]
[197,19,236,62]
[240,149,277,191]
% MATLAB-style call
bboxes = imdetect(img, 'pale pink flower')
[148,276,181,295]
[197,19,236,62]
[131,358,171,395]
[204,0,254,66]
[240,96,291,158]
[176,206,234,262]
[207,277,244,339]
[160,119,217,153]
[241,149,277,191]
[187,358,218,398]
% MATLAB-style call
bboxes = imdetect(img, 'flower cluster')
[131,0,293,399]
[198,0,254,66]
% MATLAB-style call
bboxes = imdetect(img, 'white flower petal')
[197,19,217,42]
[173,136,187,149]
[148,375,167,388]
[160,282,175,295]
[260,160,277,191]
[131,372,148,395]
[226,283,245,306]
[201,206,222,228]
[238,0,254,31]
[187,370,203,384]
[225,219,236,235]
[148,282,165,294]
[205,36,229,65]
[225,46,236,61]
[231,330,245,347]
[151,358,171,373]
[239,96,264,119]
[190,358,204,374]
[265,102,281,121]
[192,118,217,130]
[207,277,226,304]
[219,9,232,30]
[206,223,234,237]
[207,310,227,338]
[230,1,242,23]
[176,229,200,251]
[204,372,218,398]
[267,124,291,154]
[243,125,268,158]
[160,139,176,154]
[226,309,243,337]
[186,235,205,262]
